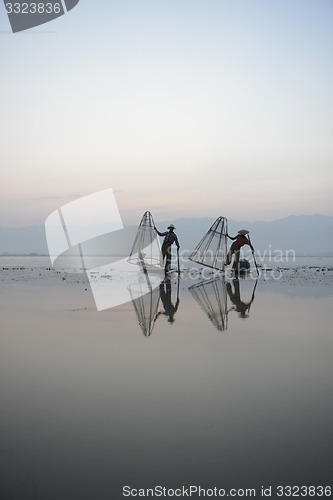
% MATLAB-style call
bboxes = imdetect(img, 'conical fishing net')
[189,216,228,271]
[128,211,162,267]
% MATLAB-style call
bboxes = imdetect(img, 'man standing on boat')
[154,223,180,273]
[226,229,254,272]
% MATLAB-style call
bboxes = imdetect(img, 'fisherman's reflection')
[227,278,257,318]
[157,277,180,323]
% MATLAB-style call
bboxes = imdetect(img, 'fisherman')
[154,223,180,273]
[226,229,254,272]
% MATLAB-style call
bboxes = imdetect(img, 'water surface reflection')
[130,274,259,335]
[1,273,332,499]
[190,276,228,331]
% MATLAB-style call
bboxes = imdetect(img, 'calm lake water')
[0,257,332,499]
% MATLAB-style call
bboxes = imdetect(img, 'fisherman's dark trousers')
[162,244,172,272]
[226,243,240,269]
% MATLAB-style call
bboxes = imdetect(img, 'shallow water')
[0,258,332,499]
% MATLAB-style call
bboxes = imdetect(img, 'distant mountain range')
[0,214,332,256]
[154,214,333,256]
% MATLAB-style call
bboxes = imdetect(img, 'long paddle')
[249,236,259,276]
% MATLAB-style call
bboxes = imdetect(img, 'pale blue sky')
[1,0,332,226]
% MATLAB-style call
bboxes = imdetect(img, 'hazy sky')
[1,0,332,227]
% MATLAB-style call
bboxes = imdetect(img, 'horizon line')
[1,212,333,229]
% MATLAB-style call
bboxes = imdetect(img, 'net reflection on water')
[128,271,260,336]
[189,276,228,332]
